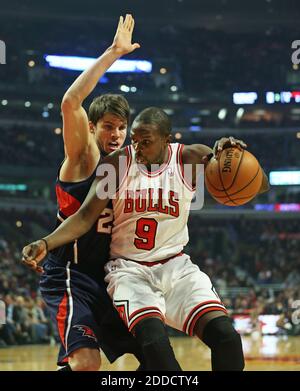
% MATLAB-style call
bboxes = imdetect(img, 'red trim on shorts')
[183,300,227,336]
[131,252,183,267]
[56,291,68,347]
[129,312,165,333]
[129,306,162,320]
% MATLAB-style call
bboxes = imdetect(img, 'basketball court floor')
[0,335,299,371]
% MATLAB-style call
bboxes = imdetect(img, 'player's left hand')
[213,136,247,160]
[21,240,47,274]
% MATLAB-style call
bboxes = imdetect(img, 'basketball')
[205,147,263,206]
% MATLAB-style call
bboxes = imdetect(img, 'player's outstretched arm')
[61,14,140,161]
[22,182,110,270]
[22,150,123,270]
[183,137,247,166]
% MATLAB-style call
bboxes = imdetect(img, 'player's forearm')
[63,46,122,107]
[43,209,94,251]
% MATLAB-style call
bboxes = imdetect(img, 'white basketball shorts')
[104,253,227,335]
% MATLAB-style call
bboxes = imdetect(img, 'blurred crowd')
[186,216,300,336]
[0,124,299,174]
[187,217,300,288]
[0,294,56,347]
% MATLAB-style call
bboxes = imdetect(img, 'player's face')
[93,113,127,154]
[130,122,170,166]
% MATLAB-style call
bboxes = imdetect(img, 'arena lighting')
[269,170,300,185]
[233,92,258,104]
[218,108,227,120]
[45,55,152,73]
[233,315,280,335]
[0,184,27,191]
[266,91,300,104]
[255,203,300,212]
[163,108,174,115]
[275,203,300,212]
[254,204,275,211]
[189,125,202,132]
[236,108,244,119]
[120,85,130,92]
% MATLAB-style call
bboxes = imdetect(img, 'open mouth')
[108,142,119,151]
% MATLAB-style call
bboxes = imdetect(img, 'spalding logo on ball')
[205,147,262,206]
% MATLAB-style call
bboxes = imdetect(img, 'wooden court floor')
[0,336,299,371]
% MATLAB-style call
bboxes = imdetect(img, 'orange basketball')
[205,147,262,206]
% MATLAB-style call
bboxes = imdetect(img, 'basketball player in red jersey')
[26,15,148,371]
[22,116,269,368]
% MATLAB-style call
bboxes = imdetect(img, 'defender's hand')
[111,14,140,56]
[22,240,47,273]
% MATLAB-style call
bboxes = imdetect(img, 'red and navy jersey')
[48,156,113,281]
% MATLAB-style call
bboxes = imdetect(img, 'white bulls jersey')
[110,143,195,263]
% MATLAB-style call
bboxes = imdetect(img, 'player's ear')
[166,134,172,144]
[89,121,96,134]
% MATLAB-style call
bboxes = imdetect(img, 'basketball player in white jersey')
[22,107,269,370]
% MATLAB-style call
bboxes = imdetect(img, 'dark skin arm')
[22,149,125,270]
[182,143,213,187]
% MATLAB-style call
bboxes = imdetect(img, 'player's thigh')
[165,259,226,334]
[105,259,166,331]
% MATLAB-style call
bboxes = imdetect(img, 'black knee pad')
[202,316,245,371]
[134,317,182,371]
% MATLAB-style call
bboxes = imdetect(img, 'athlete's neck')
[146,146,169,171]
[100,149,109,158]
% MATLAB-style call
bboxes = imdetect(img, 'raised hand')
[111,14,141,56]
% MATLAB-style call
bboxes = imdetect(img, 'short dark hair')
[133,107,171,136]
[88,94,130,125]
